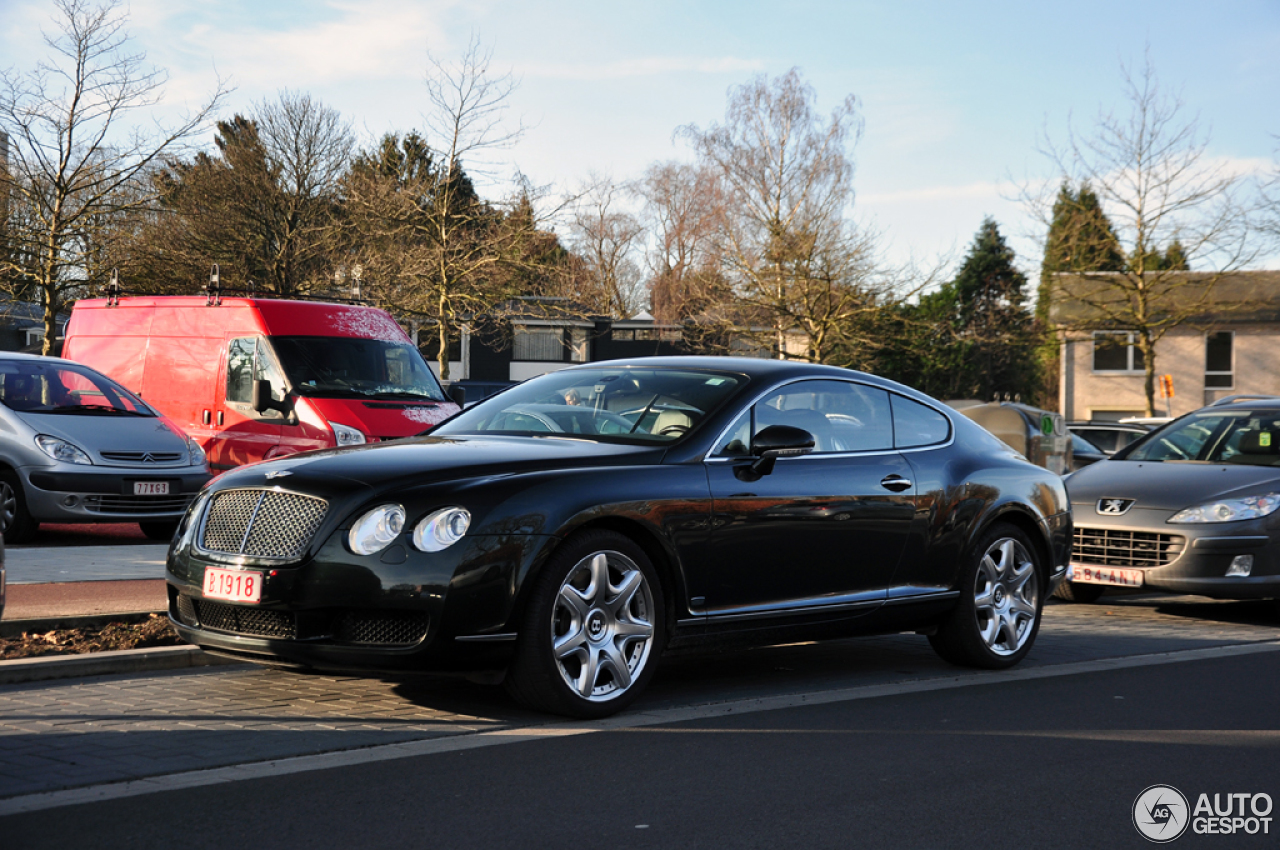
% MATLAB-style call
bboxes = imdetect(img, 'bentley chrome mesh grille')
[198,489,328,561]
[1073,527,1185,569]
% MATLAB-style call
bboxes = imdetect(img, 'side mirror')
[736,424,815,481]
[251,379,292,416]
[447,384,466,407]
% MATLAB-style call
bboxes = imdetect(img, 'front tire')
[506,530,664,718]
[930,523,1044,669]
[1052,581,1105,603]
[0,471,38,544]
[140,519,181,541]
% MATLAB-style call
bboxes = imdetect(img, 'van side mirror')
[252,379,292,416]
[447,384,466,406]
[735,424,815,481]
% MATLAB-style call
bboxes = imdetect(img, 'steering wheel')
[658,424,690,436]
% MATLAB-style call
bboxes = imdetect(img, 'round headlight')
[348,504,406,555]
[413,507,471,552]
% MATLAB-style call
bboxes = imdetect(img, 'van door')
[207,336,286,471]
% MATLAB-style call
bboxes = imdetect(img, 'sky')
[2,0,1278,279]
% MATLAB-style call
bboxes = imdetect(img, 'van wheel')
[505,530,664,719]
[0,471,38,543]
[140,520,181,541]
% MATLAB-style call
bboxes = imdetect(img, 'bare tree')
[679,68,884,363]
[1024,54,1259,414]
[569,174,645,317]
[344,38,558,379]
[0,0,227,351]
[635,160,728,328]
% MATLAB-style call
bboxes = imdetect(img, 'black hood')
[1066,459,1280,511]
[212,435,662,498]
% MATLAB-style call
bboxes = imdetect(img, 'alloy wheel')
[973,536,1039,656]
[550,550,656,702]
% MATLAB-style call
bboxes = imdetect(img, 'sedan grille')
[193,599,296,638]
[84,494,195,515]
[100,451,185,464]
[198,489,328,561]
[1073,527,1186,568]
[335,610,429,646]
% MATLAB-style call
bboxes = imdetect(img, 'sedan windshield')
[1122,410,1280,466]
[0,360,153,415]
[435,368,745,443]
[271,336,446,401]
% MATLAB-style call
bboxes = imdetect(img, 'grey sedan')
[0,354,210,542]
[1062,397,1280,605]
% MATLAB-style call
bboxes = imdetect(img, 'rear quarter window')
[891,395,951,448]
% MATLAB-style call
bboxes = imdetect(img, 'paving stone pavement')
[0,593,1276,801]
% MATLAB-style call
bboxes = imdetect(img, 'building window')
[1092,331,1145,373]
[1205,331,1233,389]
[513,327,589,362]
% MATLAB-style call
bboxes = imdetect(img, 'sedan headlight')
[35,435,92,465]
[413,507,471,552]
[329,422,366,446]
[1169,492,1280,524]
[348,504,406,554]
[186,435,207,467]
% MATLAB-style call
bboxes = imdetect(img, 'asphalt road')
[4,647,1278,849]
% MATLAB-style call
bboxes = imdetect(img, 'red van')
[63,296,460,472]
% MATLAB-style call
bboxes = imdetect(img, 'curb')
[0,611,164,638]
[0,645,245,685]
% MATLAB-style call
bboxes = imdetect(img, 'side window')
[891,395,951,448]
[226,337,288,418]
[754,380,893,453]
[226,337,255,404]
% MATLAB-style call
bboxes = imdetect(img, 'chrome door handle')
[880,475,912,492]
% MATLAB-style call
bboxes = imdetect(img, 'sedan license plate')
[1068,565,1143,587]
[203,568,263,603]
[133,481,170,496]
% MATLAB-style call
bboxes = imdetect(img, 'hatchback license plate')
[134,481,169,496]
[1068,565,1143,587]
[203,568,263,603]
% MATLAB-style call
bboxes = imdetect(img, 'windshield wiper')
[364,391,443,402]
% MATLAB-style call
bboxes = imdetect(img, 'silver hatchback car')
[0,353,211,542]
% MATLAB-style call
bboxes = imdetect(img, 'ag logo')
[1133,785,1190,842]
[1097,498,1135,516]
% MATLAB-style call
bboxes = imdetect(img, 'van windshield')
[271,336,446,401]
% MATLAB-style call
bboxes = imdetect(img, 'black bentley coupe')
[166,357,1071,718]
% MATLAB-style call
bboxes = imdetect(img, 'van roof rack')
[1207,394,1280,407]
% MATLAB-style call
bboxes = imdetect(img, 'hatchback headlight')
[1169,492,1280,523]
[348,504,406,554]
[413,507,471,552]
[35,435,92,465]
[330,421,366,446]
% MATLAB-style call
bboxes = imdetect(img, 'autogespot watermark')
[1132,785,1274,842]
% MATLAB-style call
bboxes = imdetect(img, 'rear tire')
[505,529,664,719]
[140,519,181,541]
[0,471,38,544]
[930,523,1045,669]
[1052,581,1105,603]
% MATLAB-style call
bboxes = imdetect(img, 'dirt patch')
[0,615,182,660]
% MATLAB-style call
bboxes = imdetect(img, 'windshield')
[0,359,153,415]
[271,336,446,401]
[435,367,746,444]
[1122,409,1280,466]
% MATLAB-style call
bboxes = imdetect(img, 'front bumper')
[166,530,552,675]
[22,466,210,522]
[1070,505,1280,599]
